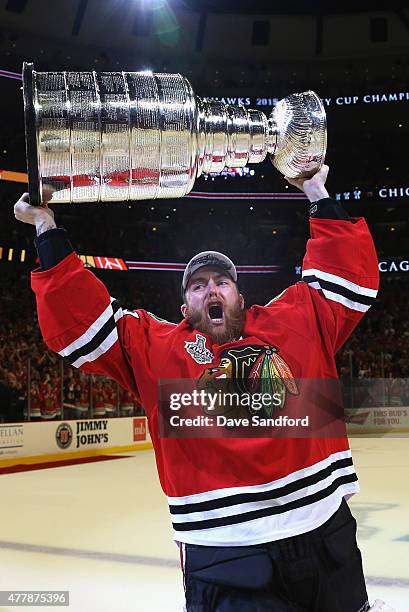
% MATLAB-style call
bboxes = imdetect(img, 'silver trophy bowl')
[22,63,326,205]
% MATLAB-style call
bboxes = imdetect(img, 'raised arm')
[286,165,379,353]
[13,193,140,396]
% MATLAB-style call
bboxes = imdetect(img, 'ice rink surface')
[0,436,408,611]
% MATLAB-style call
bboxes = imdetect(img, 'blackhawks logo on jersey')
[197,344,299,417]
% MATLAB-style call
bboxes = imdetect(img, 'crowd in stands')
[0,264,146,422]
[338,288,409,380]
[337,284,409,409]
[0,318,145,423]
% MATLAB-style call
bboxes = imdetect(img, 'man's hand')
[14,191,57,236]
[285,164,330,203]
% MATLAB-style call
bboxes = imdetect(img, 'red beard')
[185,298,245,345]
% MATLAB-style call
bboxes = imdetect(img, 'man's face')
[181,267,245,344]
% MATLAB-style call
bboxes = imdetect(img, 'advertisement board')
[0,417,151,468]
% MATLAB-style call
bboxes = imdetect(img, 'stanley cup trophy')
[22,62,327,205]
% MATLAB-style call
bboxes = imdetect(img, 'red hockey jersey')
[31,217,379,546]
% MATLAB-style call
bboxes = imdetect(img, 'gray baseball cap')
[182,251,237,297]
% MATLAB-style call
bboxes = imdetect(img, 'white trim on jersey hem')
[170,464,356,524]
[171,484,359,547]
[302,268,378,298]
[167,449,353,505]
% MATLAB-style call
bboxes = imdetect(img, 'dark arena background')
[0,1,408,610]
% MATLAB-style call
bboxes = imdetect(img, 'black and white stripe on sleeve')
[57,297,133,368]
[302,268,377,312]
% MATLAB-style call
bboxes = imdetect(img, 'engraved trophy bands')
[22,62,327,205]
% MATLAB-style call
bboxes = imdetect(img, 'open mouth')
[208,304,224,324]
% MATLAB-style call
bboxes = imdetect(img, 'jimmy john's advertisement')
[0,417,150,468]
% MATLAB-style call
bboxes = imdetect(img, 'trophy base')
[22,62,41,206]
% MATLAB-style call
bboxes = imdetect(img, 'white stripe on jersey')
[71,326,118,368]
[58,297,123,366]
[319,289,370,313]
[170,463,356,525]
[302,268,378,297]
[171,484,359,546]
[58,297,118,357]
[302,268,377,312]
[168,449,353,506]
[167,450,358,545]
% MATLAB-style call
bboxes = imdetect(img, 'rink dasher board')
[1,407,408,469]
[0,417,151,468]
[346,406,409,435]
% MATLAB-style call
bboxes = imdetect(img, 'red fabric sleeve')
[300,217,379,353]
[31,252,144,399]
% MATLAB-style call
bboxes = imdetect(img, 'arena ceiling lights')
[136,0,167,9]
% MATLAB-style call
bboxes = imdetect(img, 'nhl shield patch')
[185,334,214,364]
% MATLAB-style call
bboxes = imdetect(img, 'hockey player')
[14,166,393,611]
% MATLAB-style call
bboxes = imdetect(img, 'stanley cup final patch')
[185,334,214,364]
